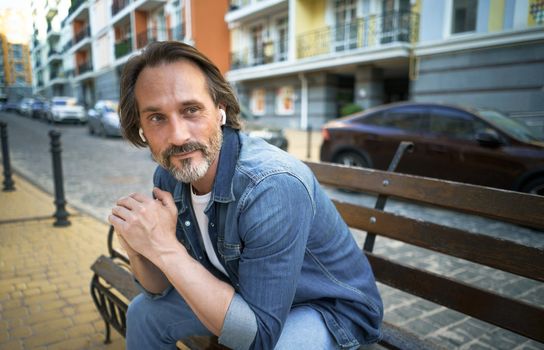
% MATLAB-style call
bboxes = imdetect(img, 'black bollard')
[1,122,15,191]
[306,125,312,159]
[49,130,70,227]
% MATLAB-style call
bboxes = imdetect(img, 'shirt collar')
[174,127,239,209]
[212,127,239,203]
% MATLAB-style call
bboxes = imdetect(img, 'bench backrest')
[304,161,544,343]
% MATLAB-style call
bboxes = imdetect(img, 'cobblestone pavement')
[1,112,543,349]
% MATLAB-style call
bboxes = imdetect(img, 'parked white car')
[47,97,87,124]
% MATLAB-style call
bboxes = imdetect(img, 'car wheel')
[333,151,370,168]
[521,178,544,196]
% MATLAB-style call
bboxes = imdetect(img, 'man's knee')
[127,293,155,329]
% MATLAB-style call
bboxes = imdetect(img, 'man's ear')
[219,109,226,125]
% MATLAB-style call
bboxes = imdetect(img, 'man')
[109,41,383,350]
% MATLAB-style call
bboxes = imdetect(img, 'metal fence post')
[1,122,15,191]
[49,130,70,227]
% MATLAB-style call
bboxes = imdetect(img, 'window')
[363,106,429,132]
[250,88,266,116]
[452,0,478,34]
[275,86,294,115]
[429,108,485,140]
[335,0,358,51]
[250,24,264,65]
[276,17,288,62]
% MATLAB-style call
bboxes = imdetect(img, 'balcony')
[231,38,288,69]
[76,60,93,75]
[115,37,132,59]
[136,29,161,48]
[47,49,62,61]
[112,0,130,17]
[226,0,287,24]
[69,0,87,16]
[297,11,419,59]
[50,70,67,82]
[74,25,91,45]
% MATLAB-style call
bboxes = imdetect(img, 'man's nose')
[168,117,190,145]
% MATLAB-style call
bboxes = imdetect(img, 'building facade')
[226,0,544,129]
[0,9,33,103]
[413,0,544,126]
[30,0,230,108]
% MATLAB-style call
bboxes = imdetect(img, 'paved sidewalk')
[0,172,125,350]
[0,128,323,350]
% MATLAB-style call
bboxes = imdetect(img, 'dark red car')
[320,102,544,195]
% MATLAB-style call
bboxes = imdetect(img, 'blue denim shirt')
[153,127,383,350]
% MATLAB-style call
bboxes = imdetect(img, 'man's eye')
[150,114,164,122]
[186,106,199,114]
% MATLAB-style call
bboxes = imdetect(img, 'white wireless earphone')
[138,128,147,143]
[219,109,226,126]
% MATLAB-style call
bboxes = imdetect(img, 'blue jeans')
[126,288,345,350]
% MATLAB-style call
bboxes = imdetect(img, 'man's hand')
[108,187,179,266]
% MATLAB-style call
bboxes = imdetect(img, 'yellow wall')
[488,0,505,32]
[528,0,542,27]
[295,0,327,37]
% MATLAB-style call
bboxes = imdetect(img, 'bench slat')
[335,202,544,282]
[305,161,544,230]
[367,253,544,343]
[91,255,140,300]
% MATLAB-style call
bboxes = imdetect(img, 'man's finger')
[116,195,142,209]
[153,187,176,208]
[111,205,132,221]
[108,213,126,228]
[129,192,153,203]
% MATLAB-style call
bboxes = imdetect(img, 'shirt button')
[184,221,191,227]
[210,223,215,227]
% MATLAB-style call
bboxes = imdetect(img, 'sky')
[0,0,30,11]
[0,0,32,43]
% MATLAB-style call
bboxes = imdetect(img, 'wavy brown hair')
[119,41,242,147]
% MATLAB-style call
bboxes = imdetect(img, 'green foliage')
[340,103,363,116]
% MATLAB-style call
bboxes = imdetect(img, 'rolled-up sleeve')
[133,277,173,300]
[218,293,258,349]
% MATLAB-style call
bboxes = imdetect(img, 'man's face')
[134,60,223,183]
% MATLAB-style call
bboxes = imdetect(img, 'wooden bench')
[303,159,544,348]
[90,145,544,349]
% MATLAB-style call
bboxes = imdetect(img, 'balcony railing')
[76,60,92,75]
[74,26,90,45]
[136,28,164,49]
[47,49,61,58]
[68,0,86,15]
[231,38,288,69]
[112,0,130,16]
[297,11,419,59]
[169,24,185,42]
[115,37,132,59]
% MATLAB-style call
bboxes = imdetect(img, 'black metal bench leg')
[104,320,112,344]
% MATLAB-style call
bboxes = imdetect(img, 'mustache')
[162,142,207,159]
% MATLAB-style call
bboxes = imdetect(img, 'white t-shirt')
[190,186,228,276]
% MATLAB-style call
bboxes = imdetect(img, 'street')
[1,111,543,349]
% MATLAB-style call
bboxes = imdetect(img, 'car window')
[363,106,429,132]
[477,109,542,142]
[429,108,486,140]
